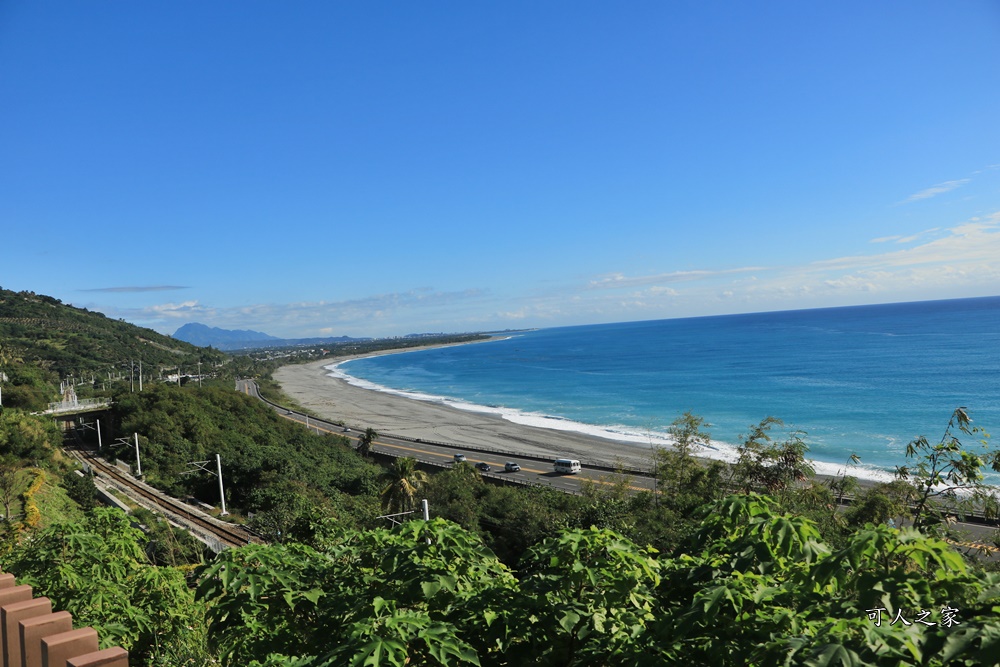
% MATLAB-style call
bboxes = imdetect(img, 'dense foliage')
[191,495,1000,667]
[98,384,383,537]
[4,383,1000,666]
[0,286,226,410]
[2,508,214,665]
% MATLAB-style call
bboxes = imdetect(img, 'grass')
[33,470,86,527]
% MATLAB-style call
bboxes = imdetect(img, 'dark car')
[475,462,491,472]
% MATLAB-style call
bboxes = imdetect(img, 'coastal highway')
[237,379,999,556]
[236,379,655,495]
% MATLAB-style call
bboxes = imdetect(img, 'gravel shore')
[273,353,657,471]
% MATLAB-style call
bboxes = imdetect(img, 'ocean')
[330,297,1000,482]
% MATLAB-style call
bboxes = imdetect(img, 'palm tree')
[380,457,428,515]
[357,427,378,458]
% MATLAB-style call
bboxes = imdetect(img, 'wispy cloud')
[816,213,1000,272]
[86,213,1000,337]
[900,179,970,204]
[869,228,940,244]
[106,287,490,337]
[567,212,1000,323]
[588,266,765,290]
[82,286,191,293]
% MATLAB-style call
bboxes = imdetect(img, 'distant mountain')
[173,323,281,348]
[172,323,367,351]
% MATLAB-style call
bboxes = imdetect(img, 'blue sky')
[2,2,999,338]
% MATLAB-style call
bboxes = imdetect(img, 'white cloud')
[567,212,1000,322]
[900,179,970,204]
[147,301,212,317]
[106,288,491,337]
[81,285,191,293]
[588,266,766,290]
[871,228,941,244]
[91,212,1000,337]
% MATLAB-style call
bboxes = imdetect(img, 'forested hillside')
[102,384,383,541]
[0,286,225,410]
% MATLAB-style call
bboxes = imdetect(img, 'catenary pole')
[216,453,227,515]
[134,433,142,477]
[422,499,431,544]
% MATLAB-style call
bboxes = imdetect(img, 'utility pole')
[134,433,142,477]
[216,454,227,515]
[97,419,102,451]
[130,359,134,392]
[422,499,431,544]
[139,359,143,392]
[184,455,228,516]
[198,361,202,387]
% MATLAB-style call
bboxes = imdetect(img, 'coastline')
[272,341,897,485]
[272,352,657,471]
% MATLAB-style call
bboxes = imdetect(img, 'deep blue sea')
[332,297,1000,482]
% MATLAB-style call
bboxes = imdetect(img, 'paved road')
[236,378,654,495]
[236,379,998,556]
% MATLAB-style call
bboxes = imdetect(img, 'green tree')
[0,411,58,462]
[197,518,510,666]
[247,482,333,544]
[894,407,1000,532]
[728,416,814,497]
[2,508,212,664]
[653,412,727,515]
[0,454,25,520]
[648,493,1000,666]
[61,469,99,511]
[357,427,378,458]
[845,480,913,529]
[380,457,428,515]
[508,526,661,666]
[424,462,484,530]
[828,452,862,504]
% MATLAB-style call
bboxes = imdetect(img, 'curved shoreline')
[272,343,896,484]
[273,355,657,471]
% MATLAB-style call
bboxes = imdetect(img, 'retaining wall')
[0,571,127,667]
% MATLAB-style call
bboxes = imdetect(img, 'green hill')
[0,286,225,410]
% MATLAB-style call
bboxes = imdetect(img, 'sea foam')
[325,358,895,484]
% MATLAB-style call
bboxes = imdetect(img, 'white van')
[553,459,581,474]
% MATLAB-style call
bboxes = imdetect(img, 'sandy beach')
[272,353,656,471]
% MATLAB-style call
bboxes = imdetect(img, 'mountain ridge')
[172,322,367,351]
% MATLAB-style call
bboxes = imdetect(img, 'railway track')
[75,446,259,549]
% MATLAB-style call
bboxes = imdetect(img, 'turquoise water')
[332,297,1000,481]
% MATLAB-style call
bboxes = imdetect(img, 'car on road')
[504,462,521,472]
[554,458,582,474]
[453,454,467,463]
[475,462,491,472]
